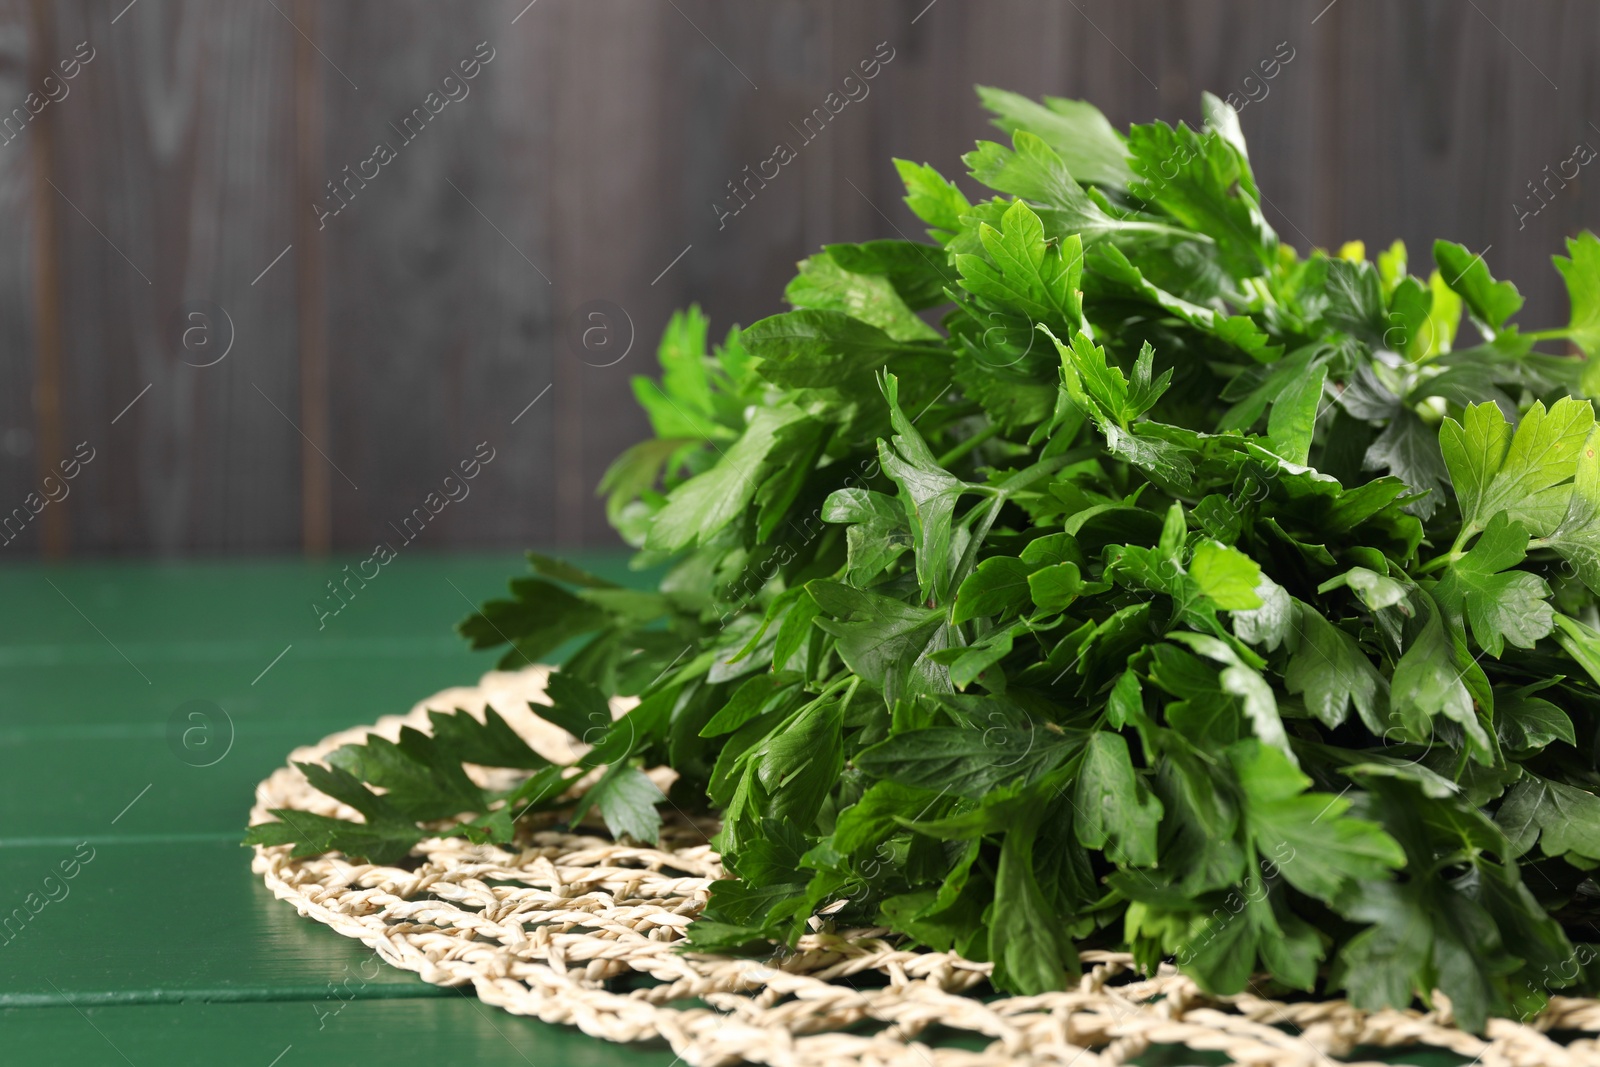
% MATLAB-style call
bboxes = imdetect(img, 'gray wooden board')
[0,0,38,554]
[4,0,1597,556]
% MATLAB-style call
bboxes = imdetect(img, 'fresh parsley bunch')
[248,87,1600,1028]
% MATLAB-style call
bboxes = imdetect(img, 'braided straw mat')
[250,665,1600,1067]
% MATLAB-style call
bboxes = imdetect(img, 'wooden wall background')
[2,0,1598,557]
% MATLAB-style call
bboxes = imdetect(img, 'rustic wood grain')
[294,0,330,555]
[312,0,559,555]
[42,0,300,556]
[0,0,39,555]
[543,0,671,546]
[9,0,1599,556]
[24,0,64,557]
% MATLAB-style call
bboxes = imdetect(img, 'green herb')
[247,87,1600,1029]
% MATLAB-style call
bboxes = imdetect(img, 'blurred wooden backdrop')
[1,0,1597,557]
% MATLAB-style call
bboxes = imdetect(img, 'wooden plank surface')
[3,0,1598,557]
[40,1,302,557]
[0,552,1470,1067]
[0,997,1472,1067]
[0,839,449,1005]
[0,553,634,1007]
[0,0,40,554]
[3,999,684,1067]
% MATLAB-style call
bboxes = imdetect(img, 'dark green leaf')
[855,726,1084,798]
[1073,731,1162,865]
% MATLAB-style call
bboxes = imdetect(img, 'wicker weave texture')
[249,667,1600,1067]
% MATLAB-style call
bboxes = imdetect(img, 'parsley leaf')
[258,83,1600,1024]
[1074,731,1163,866]
[1439,397,1594,539]
[1229,741,1405,905]
[1544,425,1600,593]
[1434,512,1555,656]
[1434,240,1524,334]
[976,85,1133,189]
[955,199,1084,341]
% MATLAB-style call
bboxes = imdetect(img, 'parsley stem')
[1418,524,1480,574]
[1523,328,1571,342]
[814,673,857,702]
[935,424,1002,468]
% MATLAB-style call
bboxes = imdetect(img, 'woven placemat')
[249,666,1600,1067]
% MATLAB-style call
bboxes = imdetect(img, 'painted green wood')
[1,554,693,1064]
[0,557,1518,1063]
[1,725,398,841]
[0,553,649,1006]
[0,839,443,1005]
[0,1000,1471,1067]
[0,648,469,733]
[0,553,639,653]
[1,998,683,1067]
[0,554,654,840]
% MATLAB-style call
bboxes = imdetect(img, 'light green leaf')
[646,405,808,551]
[976,86,1133,188]
[893,158,972,245]
[1422,270,1463,356]
[1230,740,1405,902]
[786,252,940,342]
[1433,512,1554,657]
[1231,573,1293,651]
[1439,397,1595,538]
[1551,231,1600,361]
[1434,240,1523,332]
[1266,361,1327,465]
[1190,540,1263,610]
[1126,120,1276,277]
[1106,669,1145,728]
[965,132,1185,246]
[1544,426,1600,594]
[966,132,1089,212]
[955,199,1084,339]
[1046,327,1171,431]
[824,240,953,310]
[1554,614,1600,687]
[744,309,940,395]
[1318,566,1410,612]
[630,307,720,439]
[1027,561,1084,614]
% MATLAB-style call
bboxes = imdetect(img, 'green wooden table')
[0,554,687,1066]
[0,556,1464,1066]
